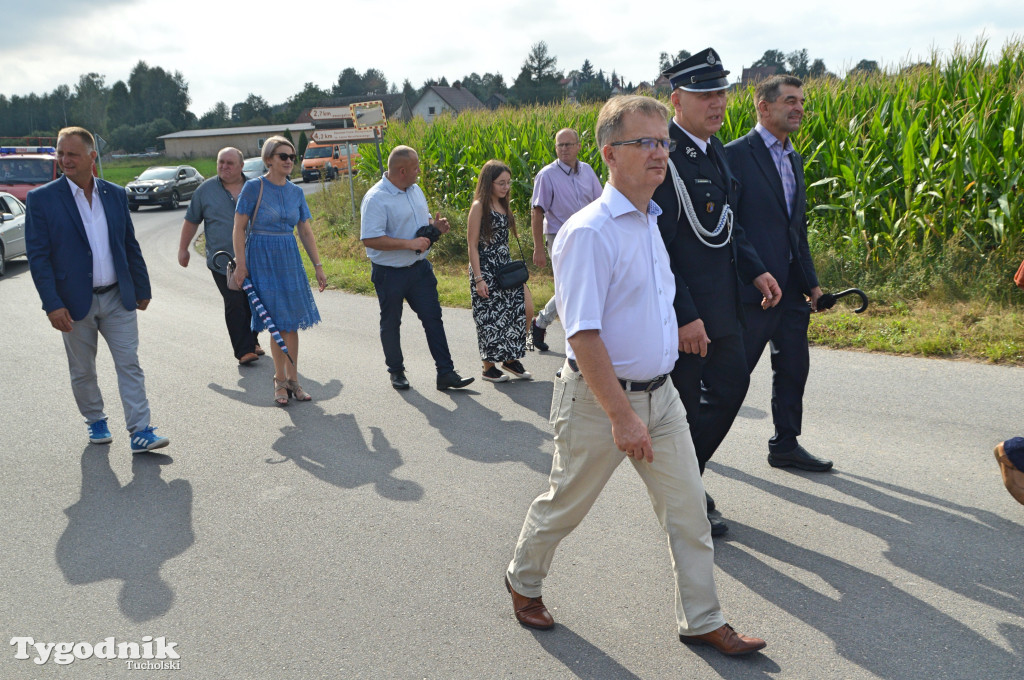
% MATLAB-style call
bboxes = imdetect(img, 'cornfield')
[355,39,1024,302]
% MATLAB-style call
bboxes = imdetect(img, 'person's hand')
[678,319,710,356]
[136,299,151,311]
[315,266,327,292]
[233,265,247,290]
[47,307,73,332]
[611,410,654,463]
[433,213,450,234]
[809,286,823,312]
[177,248,190,267]
[754,272,782,309]
[474,278,489,299]
[533,248,546,268]
[412,236,432,253]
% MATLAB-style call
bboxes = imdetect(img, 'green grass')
[298,175,1024,366]
[306,176,554,311]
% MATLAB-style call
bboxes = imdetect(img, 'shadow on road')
[530,625,643,679]
[491,377,555,420]
[210,372,423,501]
[710,463,1024,678]
[398,388,552,474]
[56,447,193,622]
[268,403,424,502]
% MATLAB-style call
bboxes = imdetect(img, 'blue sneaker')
[88,419,112,444]
[130,426,170,454]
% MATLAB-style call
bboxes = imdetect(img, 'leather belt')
[92,283,118,295]
[566,358,669,393]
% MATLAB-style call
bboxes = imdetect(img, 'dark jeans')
[671,332,750,474]
[371,259,454,375]
[742,268,811,454]
[211,269,259,359]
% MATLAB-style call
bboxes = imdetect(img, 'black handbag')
[493,229,530,290]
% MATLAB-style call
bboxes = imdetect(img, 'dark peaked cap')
[663,48,731,92]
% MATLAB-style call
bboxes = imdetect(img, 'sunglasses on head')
[275,152,297,162]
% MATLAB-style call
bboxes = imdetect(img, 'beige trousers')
[507,362,725,636]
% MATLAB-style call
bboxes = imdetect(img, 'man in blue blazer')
[724,75,831,472]
[26,127,169,454]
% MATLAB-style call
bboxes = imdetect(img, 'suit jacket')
[724,129,818,305]
[26,177,151,320]
[653,122,767,338]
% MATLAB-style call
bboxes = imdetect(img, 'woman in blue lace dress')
[468,160,532,383]
[232,136,327,405]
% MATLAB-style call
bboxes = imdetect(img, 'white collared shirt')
[552,183,678,380]
[67,176,116,286]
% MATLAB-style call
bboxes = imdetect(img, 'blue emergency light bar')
[0,146,56,154]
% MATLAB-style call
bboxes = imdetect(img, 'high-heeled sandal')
[287,379,312,402]
[273,378,290,406]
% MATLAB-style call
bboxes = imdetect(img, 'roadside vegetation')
[306,40,1024,365]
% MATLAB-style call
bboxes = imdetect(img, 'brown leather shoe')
[505,576,554,630]
[680,623,766,656]
[238,352,259,365]
[254,344,266,356]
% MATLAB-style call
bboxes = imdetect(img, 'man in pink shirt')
[529,128,603,351]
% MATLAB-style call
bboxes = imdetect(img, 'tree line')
[1,44,844,153]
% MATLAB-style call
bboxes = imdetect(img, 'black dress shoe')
[436,370,474,390]
[705,491,716,513]
[390,371,410,390]
[768,444,833,472]
[531,319,549,352]
[709,515,728,537]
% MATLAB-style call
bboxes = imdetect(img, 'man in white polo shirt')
[504,96,765,657]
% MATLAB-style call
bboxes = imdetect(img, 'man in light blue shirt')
[360,145,473,391]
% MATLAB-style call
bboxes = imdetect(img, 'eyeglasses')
[556,142,578,149]
[275,152,297,162]
[609,138,676,152]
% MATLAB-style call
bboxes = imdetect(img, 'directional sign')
[311,128,379,143]
[309,106,352,121]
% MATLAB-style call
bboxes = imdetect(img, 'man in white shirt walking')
[504,96,765,657]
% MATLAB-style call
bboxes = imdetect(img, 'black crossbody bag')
[494,228,530,290]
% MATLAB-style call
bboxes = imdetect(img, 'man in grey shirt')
[178,147,261,365]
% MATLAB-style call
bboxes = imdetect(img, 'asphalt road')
[1,197,1022,679]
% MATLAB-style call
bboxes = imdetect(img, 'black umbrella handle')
[815,288,869,313]
[212,250,236,270]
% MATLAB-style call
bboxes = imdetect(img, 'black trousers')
[741,269,811,454]
[671,332,750,474]
[211,269,259,359]
[370,259,454,375]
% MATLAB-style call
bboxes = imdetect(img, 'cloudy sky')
[3,0,1021,116]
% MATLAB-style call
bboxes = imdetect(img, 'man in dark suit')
[653,49,781,535]
[724,75,832,472]
[26,127,169,454]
